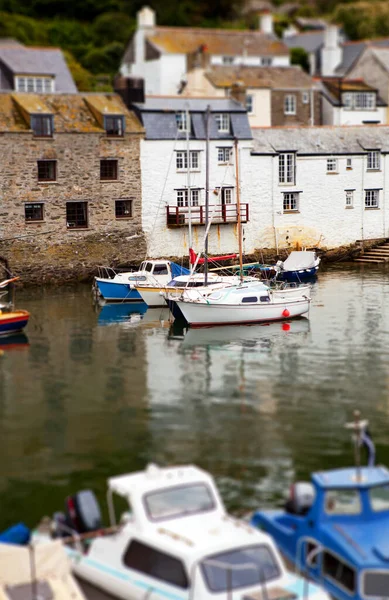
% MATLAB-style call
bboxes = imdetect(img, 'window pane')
[144,483,216,521]
[201,545,280,593]
[215,114,229,132]
[323,552,355,593]
[66,202,88,228]
[123,540,189,589]
[38,160,56,181]
[283,193,298,212]
[365,190,379,208]
[115,200,132,218]
[32,115,53,137]
[369,485,389,511]
[25,203,43,221]
[27,78,34,91]
[190,151,199,169]
[100,160,118,180]
[325,489,361,515]
[175,112,188,132]
[105,116,124,136]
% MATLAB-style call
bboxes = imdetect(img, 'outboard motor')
[65,490,102,534]
[285,482,315,516]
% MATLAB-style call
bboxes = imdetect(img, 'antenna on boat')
[345,410,374,481]
[234,138,243,284]
[204,105,210,286]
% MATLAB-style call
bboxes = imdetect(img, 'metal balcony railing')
[166,203,249,227]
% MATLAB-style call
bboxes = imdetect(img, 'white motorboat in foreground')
[34,463,329,600]
[173,281,311,327]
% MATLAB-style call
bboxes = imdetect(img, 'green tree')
[92,12,134,46]
[63,50,94,91]
[83,41,124,75]
[291,47,310,73]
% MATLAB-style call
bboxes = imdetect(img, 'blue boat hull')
[95,279,142,302]
[278,266,319,283]
[98,302,148,325]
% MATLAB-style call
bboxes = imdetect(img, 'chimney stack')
[321,24,342,76]
[259,10,274,35]
[230,81,247,107]
[114,76,145,107]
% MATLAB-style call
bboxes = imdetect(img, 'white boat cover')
[282,251,317,271]
[0,541,85,600]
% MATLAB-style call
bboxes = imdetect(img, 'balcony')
[166,204,249,227]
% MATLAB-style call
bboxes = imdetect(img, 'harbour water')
[1,264,389,530]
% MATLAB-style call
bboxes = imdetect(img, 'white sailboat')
[171,124,311,328]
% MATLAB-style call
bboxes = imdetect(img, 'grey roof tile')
[251,126,389,154]
[0,46,77,92]
[134,96,246,112]
[283,32,324,53]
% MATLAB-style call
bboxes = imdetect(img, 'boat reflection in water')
[97,302,147,326]
[0,332,29,352]
[174,318,310,349]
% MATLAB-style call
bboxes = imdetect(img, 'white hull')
[175,297,310,327]
[136,287,166,307]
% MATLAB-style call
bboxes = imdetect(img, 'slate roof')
[251,125,389,155]
[133,96,252,140]
[370,47,389,72]
[320,77,386,106]
[205,65,316,89]
[0,46,77,92]
[283,31,324,53]
[145,26,289,57]
[336,39,389,75]
[0,93,143,133]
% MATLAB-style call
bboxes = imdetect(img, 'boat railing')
[96,265,118,280]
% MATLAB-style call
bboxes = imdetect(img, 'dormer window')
[222,56,234,65]
[31,114,53,137]
[342,92,376,110]
[215,113,230,133]
[16,76,54,93]
[104,115,124,137]
[175,111,189,132]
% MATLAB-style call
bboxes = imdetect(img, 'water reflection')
[0,333,29,351]
[1,268,389,529]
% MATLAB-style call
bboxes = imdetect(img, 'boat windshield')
[144,483,216,521]
[324,489,362,515]
[369,484,389,512]
[200,544,280,593]
[128,275,147,281]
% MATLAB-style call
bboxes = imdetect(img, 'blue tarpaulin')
[0,523,31,545]
[170,262,190,278]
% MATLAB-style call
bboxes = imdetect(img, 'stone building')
[0,92,145,281]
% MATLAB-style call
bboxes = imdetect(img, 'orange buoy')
[282,308,290,317]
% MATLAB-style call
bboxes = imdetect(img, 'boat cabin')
[44,464,329,600]
[251,466,389,600]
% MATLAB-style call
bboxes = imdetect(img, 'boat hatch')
[200,544,281,593]
[363,570,389,597]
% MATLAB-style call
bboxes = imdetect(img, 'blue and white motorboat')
[33,463,330,600]
[94,260,190,302]
[275,251,320,282]
[250,412,389,600]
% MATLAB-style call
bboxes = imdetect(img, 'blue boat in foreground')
[251,412,389,600]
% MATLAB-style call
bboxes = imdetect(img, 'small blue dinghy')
[251,412,389,600]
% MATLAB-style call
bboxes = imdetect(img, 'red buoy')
[282,308,290,317]
[282,322,291,331]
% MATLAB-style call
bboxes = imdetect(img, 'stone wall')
[271,90,321,126]
[0,129,147,283]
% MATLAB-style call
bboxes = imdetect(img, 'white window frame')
[342,91,376,110]
[176,112,189,132]
[222,56,234,65]
[347,158,352,169]
[284,94,296,115]
[215,113,230,132]
[176,150,200,171]
[327,158,338,173]
[367,151,381,171]
[365,189,379,209]
[302,91,309,104]
[218,147,232,163]
[261,57,272,66]
[345,190,354,207]
[223,188,233,204]
[177,189,200,207]
[283,192,299,212]
[279,153,295,185]
[15,76,54,93]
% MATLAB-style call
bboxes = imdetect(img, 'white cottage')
[242,126,389,251]
[133,96,253,258]
[320,78,387,125]
[122,6,290,96]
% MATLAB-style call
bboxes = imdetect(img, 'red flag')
[189,248,197,265]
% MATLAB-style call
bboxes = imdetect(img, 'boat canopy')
[312,466,389,489]
[170,262,191,278]
[282,251,317,271]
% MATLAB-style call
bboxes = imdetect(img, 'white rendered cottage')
[122,7,290,96]
[133,97,253,258]
[240,126,389,251]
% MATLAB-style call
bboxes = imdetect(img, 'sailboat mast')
[234,137,243,283]
[186,104,193,273]
[205,105,210,286]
